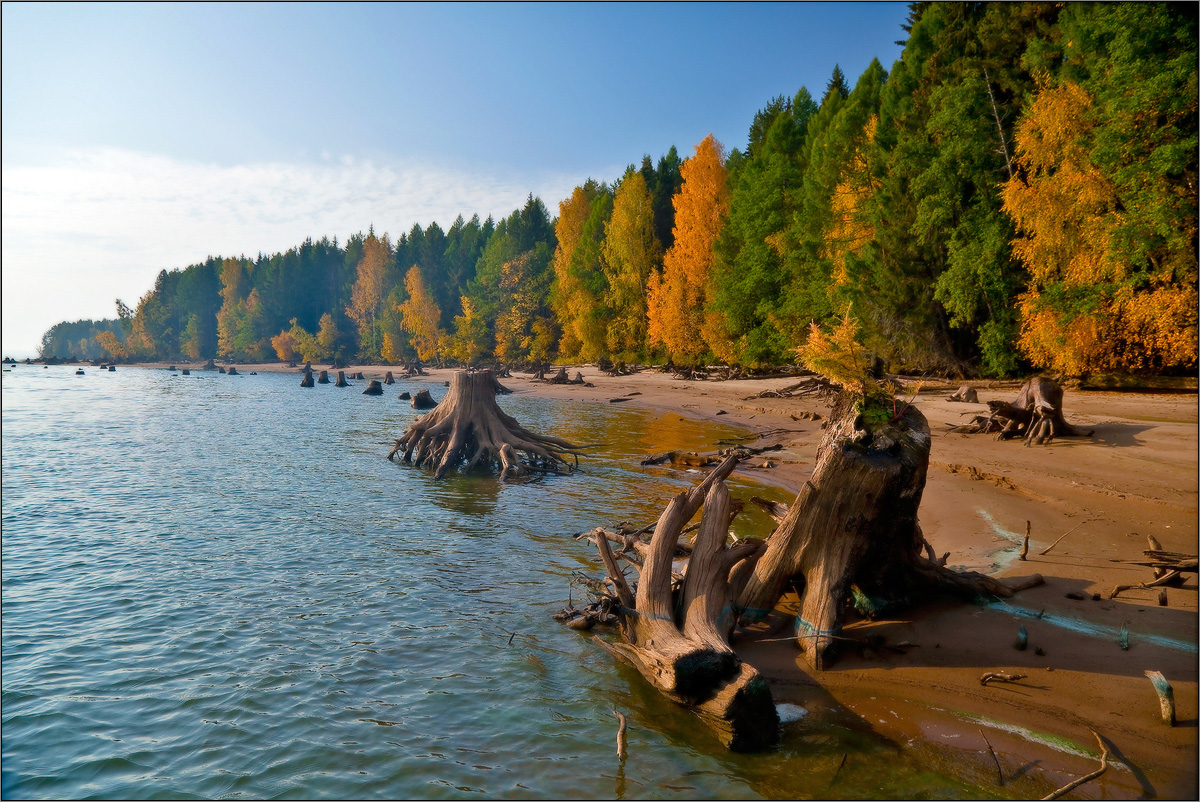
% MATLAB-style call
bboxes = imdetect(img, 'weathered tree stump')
[948,385,978,403]
[335,370,349,387]
[411,389,438,409]
[589,456,778,750]
[300,369,314,388]
[203,358,216,370]
[736,393,1043,670]
[398,391,411,400]
[227,366,239,375]
[318,370,330,384]
[384,371,395,385]
[549,367,570,384]
[950,377,1092,445]
[388,369,585,480]
[363,380,383,395]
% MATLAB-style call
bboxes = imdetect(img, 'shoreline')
[94,360,1200,797]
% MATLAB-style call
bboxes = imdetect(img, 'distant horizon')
[2,2,909,357]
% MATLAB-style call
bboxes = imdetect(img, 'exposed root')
[388,369,586,480]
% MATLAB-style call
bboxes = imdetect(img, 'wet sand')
[154,361,1200,798]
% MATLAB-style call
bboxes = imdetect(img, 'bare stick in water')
[612,710,627,760]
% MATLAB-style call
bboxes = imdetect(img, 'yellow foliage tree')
[826,115,879,289]
[602,169,660,355]
[550,181,609,361]
[1003,79,1198,374]
[348,234,392,359]
[95,330,129,360]
[647,134,730,363]
[447,295,489,365]
[398,264,445,363]
[271,330,299,362]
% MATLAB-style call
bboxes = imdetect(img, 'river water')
[2,365,984,799]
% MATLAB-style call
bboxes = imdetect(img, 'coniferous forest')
[41,4,1198,377]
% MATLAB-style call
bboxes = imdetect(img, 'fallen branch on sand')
[1040,730,1109,800]
[980,672,1028,686]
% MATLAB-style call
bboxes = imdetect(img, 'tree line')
[44,3,1197,377]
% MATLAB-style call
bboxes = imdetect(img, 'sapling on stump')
[587,455,779,751]
[735,392,1044,670]
[388,369,585,480]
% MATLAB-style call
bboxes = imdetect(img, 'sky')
[2,2,910,358]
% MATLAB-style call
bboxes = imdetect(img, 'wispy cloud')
[2,148,595,356]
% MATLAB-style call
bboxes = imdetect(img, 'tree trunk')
[736,393,1042,670]
[411,389,438,409]
[952,376,1093,444]
[589,456,778,751]
[388,369,584,480]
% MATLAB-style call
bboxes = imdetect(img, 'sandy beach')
[149,360,1199,797]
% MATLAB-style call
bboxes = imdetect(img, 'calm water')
[2,365,983,800]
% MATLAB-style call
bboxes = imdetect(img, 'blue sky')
[2,2,910,357]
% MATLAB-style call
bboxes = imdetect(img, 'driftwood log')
[948,385,978,403]
[388,369,585,480]
[588,455,778,751]
[736,393,1043,670]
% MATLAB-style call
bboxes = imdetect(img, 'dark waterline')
[2,365,986,799]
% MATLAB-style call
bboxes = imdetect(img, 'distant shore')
[38,358,1200,797]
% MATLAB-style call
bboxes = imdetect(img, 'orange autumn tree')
[1003,78,1198,374]
[647,134,730,363]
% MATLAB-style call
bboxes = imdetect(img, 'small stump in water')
[363,380,383,395]
[388,369,584,480]
[411,389,438,409]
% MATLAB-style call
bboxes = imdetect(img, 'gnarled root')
[587,456,779,750]
[387,369,584,480]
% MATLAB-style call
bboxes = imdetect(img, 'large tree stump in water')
[387,369,584,480]
[591,455,778,751]
[736,393,1043,670]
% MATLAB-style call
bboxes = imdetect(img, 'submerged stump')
[388,369,584,480]
[589,456,778,751]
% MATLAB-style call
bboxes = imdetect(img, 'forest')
[41,3,1197,377]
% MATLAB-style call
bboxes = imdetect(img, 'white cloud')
[1,147,593,357]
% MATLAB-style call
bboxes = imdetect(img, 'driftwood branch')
[980,672,1028,686]
[1040,730,1109,800]
[1144,670,1176,726]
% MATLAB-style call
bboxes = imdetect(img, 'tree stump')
[950,377,1093,445]
[227,366,239,375]
[549,367,569,384]
[318,370,330,384]
[410,389,438,409]
[590,455,778,750]
[948,385,978,403]
[736,393,1043,670]
[384,371,395,385]
[363,380,383,395]
[300,369,314,388]
[335,370,350,387]
[388,369,585,480]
